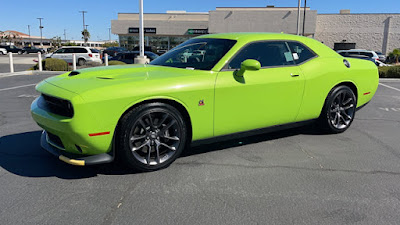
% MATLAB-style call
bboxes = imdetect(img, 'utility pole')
[37,18,44,47]
[79,11,87,45]
[296,0,301,35]
[108,28,111,42]
[64,29,67,42]
[27,25,31,46]
[302,0,307,36]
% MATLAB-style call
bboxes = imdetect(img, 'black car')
[109,51,159,64]
[0,45,23,54]
[102,47,127,57]
[23,46,45,54]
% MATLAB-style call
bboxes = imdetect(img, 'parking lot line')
[0,83,37,92]
[379,83,400,92]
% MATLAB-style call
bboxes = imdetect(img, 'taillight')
[88,54,92,57]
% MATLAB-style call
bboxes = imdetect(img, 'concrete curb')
[379,78,400,82]
[31,71,66,76]
[0,70,66,77]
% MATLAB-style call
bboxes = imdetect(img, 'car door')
[214,41,305,136]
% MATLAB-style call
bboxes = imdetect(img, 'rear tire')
[18,50,22,55]
[116,103,188,172]
[318,85,357,134]
[78,58,86,66]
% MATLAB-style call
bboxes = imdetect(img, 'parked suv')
[0,45,23,54]
[23,46,45,54]
[46,47,101,65]
[337,49,380,61]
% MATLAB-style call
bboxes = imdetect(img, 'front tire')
[116,103,188,171]
[18,50,22,55]
[318,85,357,134]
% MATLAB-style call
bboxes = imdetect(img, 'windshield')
[150,38,236,70]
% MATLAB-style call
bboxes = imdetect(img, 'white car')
[47,47,102,65]
[337,49,380,61]
[0,48,7,55]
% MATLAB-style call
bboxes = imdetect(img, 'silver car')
[46,47,102,65]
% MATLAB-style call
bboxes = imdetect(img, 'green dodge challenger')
[31,33,379,171]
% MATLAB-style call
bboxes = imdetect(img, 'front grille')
[47,132,65,149]
[38,94,74,118]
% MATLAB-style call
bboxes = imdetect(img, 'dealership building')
[111,6,400,54]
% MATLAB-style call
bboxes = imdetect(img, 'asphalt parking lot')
[1,73,400,225]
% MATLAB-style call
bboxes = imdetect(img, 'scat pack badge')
[198,99,205,106]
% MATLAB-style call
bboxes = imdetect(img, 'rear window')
[90,49,99,53]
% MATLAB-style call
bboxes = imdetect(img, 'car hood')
[42,64,206,95]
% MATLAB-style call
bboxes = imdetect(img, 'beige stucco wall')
[315,14,400,54]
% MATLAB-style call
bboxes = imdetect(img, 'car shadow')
[0,131,135,179]
[0,124,324,179]
[184,123,323,157]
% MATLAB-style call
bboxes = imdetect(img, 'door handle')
[291,73,300,77]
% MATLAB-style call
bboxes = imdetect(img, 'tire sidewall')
[78,58,86,66]
[322,86,357,133]
[117,103,187,171]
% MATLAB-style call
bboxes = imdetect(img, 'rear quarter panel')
[296,56,378,122]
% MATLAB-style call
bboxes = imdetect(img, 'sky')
[1,0,399,41]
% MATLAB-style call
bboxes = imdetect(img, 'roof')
[194,32,340,58]
[0,30,43,39]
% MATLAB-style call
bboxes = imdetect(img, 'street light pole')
[139,0,144,57]
[64,29,67,42]
[79,11,87,45]
[37,18,43,47]
[108,28,111,42]
[296,0,301,35]
[27,25,31,46]
[302,0,307,36]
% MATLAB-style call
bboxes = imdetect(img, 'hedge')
[106,60,127,65]
[378,66,400,78]
[31,58,70,71]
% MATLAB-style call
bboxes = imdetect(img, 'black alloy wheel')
[117,103,187,171]
[319,85,357,133]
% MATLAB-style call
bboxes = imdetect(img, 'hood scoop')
[68,71,80,77]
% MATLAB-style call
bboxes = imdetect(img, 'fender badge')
[198,99,205,106]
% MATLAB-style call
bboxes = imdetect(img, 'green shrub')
[379,66,400,78]
[31,58,70,71]
[106,60,127,65]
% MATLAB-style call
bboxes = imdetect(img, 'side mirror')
[236,59,261,76]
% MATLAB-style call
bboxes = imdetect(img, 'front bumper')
[41,130,114,166]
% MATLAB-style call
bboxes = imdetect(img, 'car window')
[72,48,88,53]
[54,49,66,53]
[287,42,316,64]
[228,41,294,69]
[359,52,373,57]
[64,48,75,53]
[90,48,99,53]
[151,38,236,70]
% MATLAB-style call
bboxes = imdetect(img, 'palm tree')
[81,29,90,45]
[390,49,400,64]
